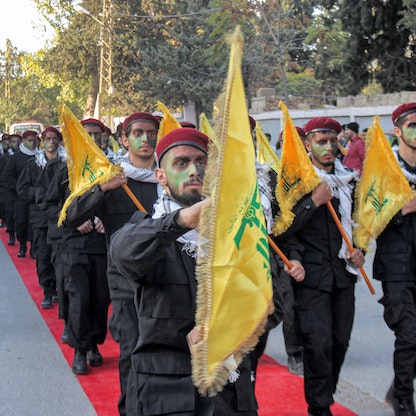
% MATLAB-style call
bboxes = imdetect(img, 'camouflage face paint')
[311,141,334,157]
[43,136,59,152]
[23,138,36,150]
[128,133,152,150]
[403,126,416,147]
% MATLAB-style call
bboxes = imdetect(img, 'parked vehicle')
[9,120,44,135]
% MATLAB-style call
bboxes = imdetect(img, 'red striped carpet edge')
[0,227,357,416]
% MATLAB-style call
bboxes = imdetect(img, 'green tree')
[339,0,416,94]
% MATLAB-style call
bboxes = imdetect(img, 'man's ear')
[304,140,312,152]
[393,125,402,140]
[155,167,167,186]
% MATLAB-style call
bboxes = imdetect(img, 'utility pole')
[97,0,114,130]
[77,0,113,130]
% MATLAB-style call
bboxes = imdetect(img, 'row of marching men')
[2,102,416,416]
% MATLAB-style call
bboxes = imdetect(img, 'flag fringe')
[192,300,274,397]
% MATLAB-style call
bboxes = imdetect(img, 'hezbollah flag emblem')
[192,26,273,396]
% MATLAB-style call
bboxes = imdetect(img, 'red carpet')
[1,227,357,416]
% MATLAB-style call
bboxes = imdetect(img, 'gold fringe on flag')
[192,26,274,396]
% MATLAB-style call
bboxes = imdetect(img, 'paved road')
[265,246,406,416]
[0,236,411,416]
[0,241,97,416]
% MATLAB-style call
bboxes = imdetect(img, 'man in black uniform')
[43,118,109,375]
[378,103,416,416]
[110,128,214,415]
[2,130,38,257]
[16,126,64,308]
[0,134,22,244]
[65,112,160,416]
[283,117,365,416]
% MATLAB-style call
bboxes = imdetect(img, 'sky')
[0,0,54,53]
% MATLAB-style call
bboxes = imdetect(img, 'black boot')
[8,233,15,246]
[60,325,69,344]
[72,350,88,375]
[87,344,103,366]
[41,286,53,309]
[29,244,36,259]
[17,242,27,258]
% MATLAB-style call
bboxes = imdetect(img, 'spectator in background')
[342,122,365,175]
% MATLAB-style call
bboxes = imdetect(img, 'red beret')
[22,130,39,139]
[248,115,256,132]
[392,102,416,124]
[156,128,209,163]
[180,121,196,129]
[304,117,341,135]
[41,126,62,141]
[279,126,305,139]
[123,112,160,133]
[81,118,106,132]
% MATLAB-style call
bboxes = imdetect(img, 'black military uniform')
[65,176,158,415]
[43,164,109,374]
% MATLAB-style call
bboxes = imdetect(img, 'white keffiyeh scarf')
[392,145,416,186]
[152,191,200,258]
[119,153,159,183]
[313,158,359,275]
[35,148,66,169]
[19,142,38,156]
[256,161,274,234]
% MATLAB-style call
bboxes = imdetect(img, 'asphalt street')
[0,237,410,416]
[0,241,97,416]
[265,245,405,416]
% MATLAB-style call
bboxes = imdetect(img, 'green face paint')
[164,150,205,206]
[165,152,192,188]
[23,138,36,150]
[311,141,332,157]
[128,133,149,150]
[43,137,59,152]
[403,126,416,147]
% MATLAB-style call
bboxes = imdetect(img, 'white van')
[9,120,44,136]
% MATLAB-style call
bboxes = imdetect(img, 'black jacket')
[64,179,158,300]
[374,209,416,282]
[110,210,196,374]
[283,194,357,291]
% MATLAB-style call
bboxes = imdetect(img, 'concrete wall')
[249,90,416,147]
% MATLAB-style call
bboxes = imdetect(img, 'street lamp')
[75,1,114,130]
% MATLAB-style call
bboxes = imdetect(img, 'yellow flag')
[109,135,120,154]
[199,112,219,150]
[57,104,120,225]
[156,101,182,144]
[193,26,273,396]
[255,122,280,173]
[273,101,320,235]
[353,116,413,251]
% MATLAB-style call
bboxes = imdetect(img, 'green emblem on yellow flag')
[273,101,320,235]
[57,104,120,226]
[353,116,413,251]
[193,26,273,396]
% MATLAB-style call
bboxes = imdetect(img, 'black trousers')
[279,269,303,357]
[294,284,355,409]
[126,370,213,416]
[32,227,56,289]
[13,196,30,243]
[109,298,138,416]
[62,252,109,352]
[381,281,416,401]
[52,243,67,321]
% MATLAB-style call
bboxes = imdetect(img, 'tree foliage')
[1,0,416,129]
